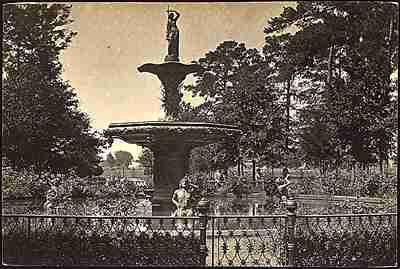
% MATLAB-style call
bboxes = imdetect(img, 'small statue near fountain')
[276,168,292,203]
[171,175,199,231]
[43,176,64,214]
[171,176,198,217]
[44,184,58,214]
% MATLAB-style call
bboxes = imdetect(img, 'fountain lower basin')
[106,121,242,203]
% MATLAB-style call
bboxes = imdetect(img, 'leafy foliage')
[136,148,153,175]
[2,4,109,176]
[113,151,133,168]
[292,170,397,199]
[295,215,396,267]
[2,167,48,199]
[264,2,399,168]
[105,152,116,167]
[181,41,286,169]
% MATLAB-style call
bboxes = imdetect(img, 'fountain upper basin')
[106,121,242,148]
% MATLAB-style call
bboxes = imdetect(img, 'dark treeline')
[178,2,398,176]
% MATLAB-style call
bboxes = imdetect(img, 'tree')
[182,41,286,172]
[2,4,109,177]
[105,152,116,167]
[137,148,153,175]
[264,2,399,171]
[263,32,309,169]
[114,151,133,177]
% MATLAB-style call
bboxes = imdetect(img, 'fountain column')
[150,143,191,200]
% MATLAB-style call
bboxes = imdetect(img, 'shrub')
[3,218,201,266]
[295,216,397,267]
[292,171,397,198]
[2,167,49,199]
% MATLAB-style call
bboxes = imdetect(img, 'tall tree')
[137,148,153,175]
[114,151,133,177]
[264,2,399,170]
[2,4,109,177]
[182,41,286,172]
[263,33,305,168]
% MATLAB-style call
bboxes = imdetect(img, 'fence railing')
[2,198,398,267]
[294,213,398,267]
[3,215,202,266]
[208,214,287,267]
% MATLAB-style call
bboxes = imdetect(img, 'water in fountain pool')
[2,195,286,216]
[2,194,385,215]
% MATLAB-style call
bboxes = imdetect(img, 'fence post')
[197,197,210,267]
[285,198,298,267]
[27,217,31,240]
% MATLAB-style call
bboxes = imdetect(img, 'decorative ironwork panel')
[295,213,397,267]
[208,215,287,267]
[2,215,201,266]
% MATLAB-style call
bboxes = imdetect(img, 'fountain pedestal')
[151,142,191,201]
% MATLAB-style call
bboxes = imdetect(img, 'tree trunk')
[385,158,389,178]
[319,160,322,175]
[336,148,341,178]
[338,53,342,80]
[252,159,256,183]
[328,42,335,87]
[285,79,291,169]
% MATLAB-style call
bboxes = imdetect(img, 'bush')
[2,167,49,199]
[295,216,397,267]
[292,171,397,198]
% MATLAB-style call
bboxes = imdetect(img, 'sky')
[59,2,297,159]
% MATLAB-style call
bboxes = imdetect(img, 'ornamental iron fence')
[2,198,398,267]
[295,213,397,267]
[208,215,287,267]
[2,215,201,266]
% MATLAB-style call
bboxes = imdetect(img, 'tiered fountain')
[106,9,242,214]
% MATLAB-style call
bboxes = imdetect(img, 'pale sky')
[59,2,296,159]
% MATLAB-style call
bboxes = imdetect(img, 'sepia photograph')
[2,1,398,267]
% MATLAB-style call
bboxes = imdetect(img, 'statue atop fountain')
[137,8,203,118]
[165,8,180,62]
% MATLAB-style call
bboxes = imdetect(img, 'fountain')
[105,9,242,213]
